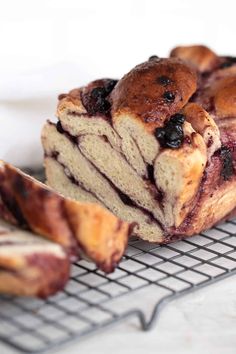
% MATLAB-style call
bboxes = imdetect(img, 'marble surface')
[1,275,236,354]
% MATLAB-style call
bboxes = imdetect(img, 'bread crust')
[170,45,219,72]
[172,154,236,236]
[194,75,236,119]
[43,47,236,243]
[0,220,70,298]
[111,58,197,130]
[0,161,130,272]
[169,44,236,236]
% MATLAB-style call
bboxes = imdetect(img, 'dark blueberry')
[219,62,233,69]
[155,128,165,140]
[157,76,172,86]
[56,121,64,134]
[220,146,234,180]
[149,55,159,61]
[219,56,236,69]
[159,126,183,148]
[82,85,112,116]
[154,113,185,149]
[91,87,107,99]
[104,79,118,94]
[169,113,185,124]
[95,99,111,113]
[163,91,175,102]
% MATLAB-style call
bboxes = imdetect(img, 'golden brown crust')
[0,161,130,273]
[0,165,76,251]
[214,76,236,117]
[57,79,118,120]
[111,58,197,129]
[172,45,236,119]
[170,45,219,72]
[43,47,236,245]
[182,102,221,158]
[174,46,236,236]
[57,88,86,117]
[196,75,236,118]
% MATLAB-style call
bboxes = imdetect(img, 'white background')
[0,0,235,166]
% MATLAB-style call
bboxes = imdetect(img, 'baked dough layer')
[42,47,236,242]
[0,160,130,272]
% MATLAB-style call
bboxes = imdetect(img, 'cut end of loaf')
[42,47,236,245]
[0,160,130,273]
[0,219,70,298]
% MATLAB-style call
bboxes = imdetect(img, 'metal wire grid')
[1,219,236,353]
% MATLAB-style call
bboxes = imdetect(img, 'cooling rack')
[1,218,236,353]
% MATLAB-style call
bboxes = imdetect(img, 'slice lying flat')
[0,160,130,273]
[0,219,70,298]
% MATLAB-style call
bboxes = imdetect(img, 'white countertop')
[1,275,236,354]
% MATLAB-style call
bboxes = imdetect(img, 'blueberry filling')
[56,121,64,134]
[104,79,118,94]
[163,91,175,102]
[155,113,185,149]
[85,88,111,115]
[220,146,234,180]
[82,79,117,116]
[157,76,172,86]
[118,190,135,207]
[91,87,107,99]
[147,164,155,184]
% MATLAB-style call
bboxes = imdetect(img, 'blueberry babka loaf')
[0,161,130,272]
[42,45,236,243]
[0,219,69,298]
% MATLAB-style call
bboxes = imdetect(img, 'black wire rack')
[1,218,236,353]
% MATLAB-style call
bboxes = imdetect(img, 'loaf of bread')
[41,45,236,243]
[0,161,130,272]
[0,219,70,298]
